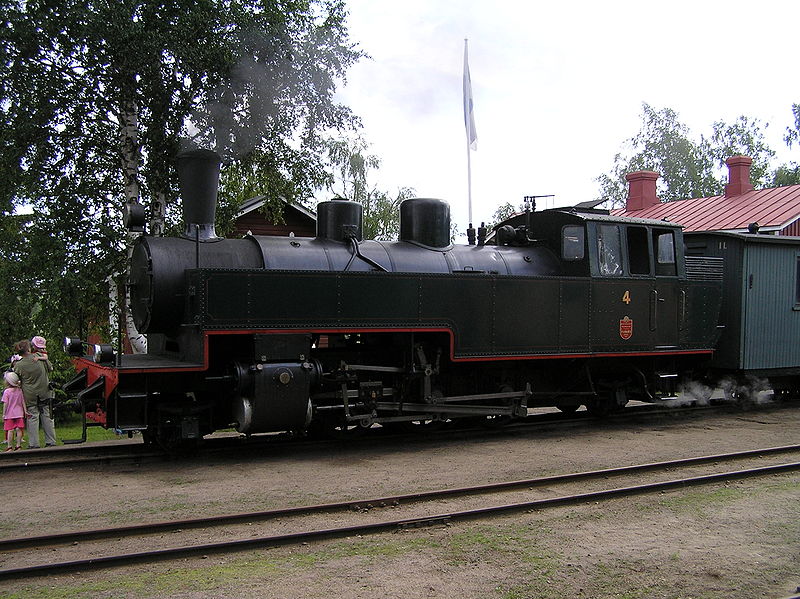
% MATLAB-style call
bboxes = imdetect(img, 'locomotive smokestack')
[177,149,222,241]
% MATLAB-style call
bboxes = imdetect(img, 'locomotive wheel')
[587,387,628,417]
[317,417,372,439]
[722,376,768,410]
[144,418,201,453]
[585,398,611,418]
[400,418,446,433]
[477,385,519,427]
[725,387,755,411]
[327,425,365,439]
[683,380,714,404]
[142,428,157,447]
[156,429,199,453]
[772,388,798,401]
[478,414,513,428]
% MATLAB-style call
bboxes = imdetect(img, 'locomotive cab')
[491,207,722,406]
[526,209,693,352]
[497,208,685,280]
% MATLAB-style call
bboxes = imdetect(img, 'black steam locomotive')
[64,150,728,447]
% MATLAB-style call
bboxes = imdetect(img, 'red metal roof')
[612,184,800,232]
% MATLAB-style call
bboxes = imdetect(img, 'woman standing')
[11,339,56,448]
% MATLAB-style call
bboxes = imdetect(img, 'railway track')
[0,398,759,472]
[1,443,798,580]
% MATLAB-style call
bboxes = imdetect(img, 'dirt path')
[1,404,799,598]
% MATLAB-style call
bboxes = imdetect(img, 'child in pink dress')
[3,371,28,451]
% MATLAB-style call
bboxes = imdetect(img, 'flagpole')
[467,125,473,225]
[463,38,477,227]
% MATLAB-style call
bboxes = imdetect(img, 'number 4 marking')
[622,290,631,304]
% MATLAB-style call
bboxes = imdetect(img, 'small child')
[3,371,28,451]
[31,335,48,362]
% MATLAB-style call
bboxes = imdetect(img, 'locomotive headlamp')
[92,344,115,364]
[63,337,85,357]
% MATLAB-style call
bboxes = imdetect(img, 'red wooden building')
[613,156,800,235]
[230,196,317,238]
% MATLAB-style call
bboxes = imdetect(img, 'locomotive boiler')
[63,150,724,447]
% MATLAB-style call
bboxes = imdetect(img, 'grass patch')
[444,523,563,598]
[583,560,668,599]
[767,479,800,493]
[3,418,121,449]
[659,485,746,513]
[8,526,561,598]
[5,536,443,599]
[659,476,800,515]
[17,413,123,448]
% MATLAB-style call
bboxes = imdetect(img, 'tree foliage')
[0,0,362,359]
[785,103,800,150]
[324,137,415,240]
[485,201,524,232]
[774,103,800,186]
[597,103,776,207]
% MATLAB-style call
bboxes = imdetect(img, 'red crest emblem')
[619,316,633,340]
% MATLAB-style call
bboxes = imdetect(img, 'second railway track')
[1,443,798,580]
[0,397,780,473]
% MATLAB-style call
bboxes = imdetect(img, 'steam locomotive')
[64,149,735,447]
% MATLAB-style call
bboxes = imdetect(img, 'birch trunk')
[119,94,147,353]
[120,95,139,206]
[149,190,166,237]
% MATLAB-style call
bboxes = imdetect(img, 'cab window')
[654,229,676,276]
[597,224,623,276]
[562,225,585,260]
[626,226,651,275]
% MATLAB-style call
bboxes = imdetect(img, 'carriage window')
[626,226,650,275]
[654,230,676,276]
[597,225,622,276]
[562,225,585,260]
[795,255,800,308]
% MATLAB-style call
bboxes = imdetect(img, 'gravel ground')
[1,402,799,599]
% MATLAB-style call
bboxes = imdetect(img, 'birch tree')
[596,103,775,207]
[1,0,362,354]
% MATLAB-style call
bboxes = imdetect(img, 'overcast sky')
[334,0,800,234]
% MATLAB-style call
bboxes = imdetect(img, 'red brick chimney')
[724,155,754,197]
[625,171,660,211]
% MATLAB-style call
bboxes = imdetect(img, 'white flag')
[463,39,477,151]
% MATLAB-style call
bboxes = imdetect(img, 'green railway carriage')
[685,231,800,394]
